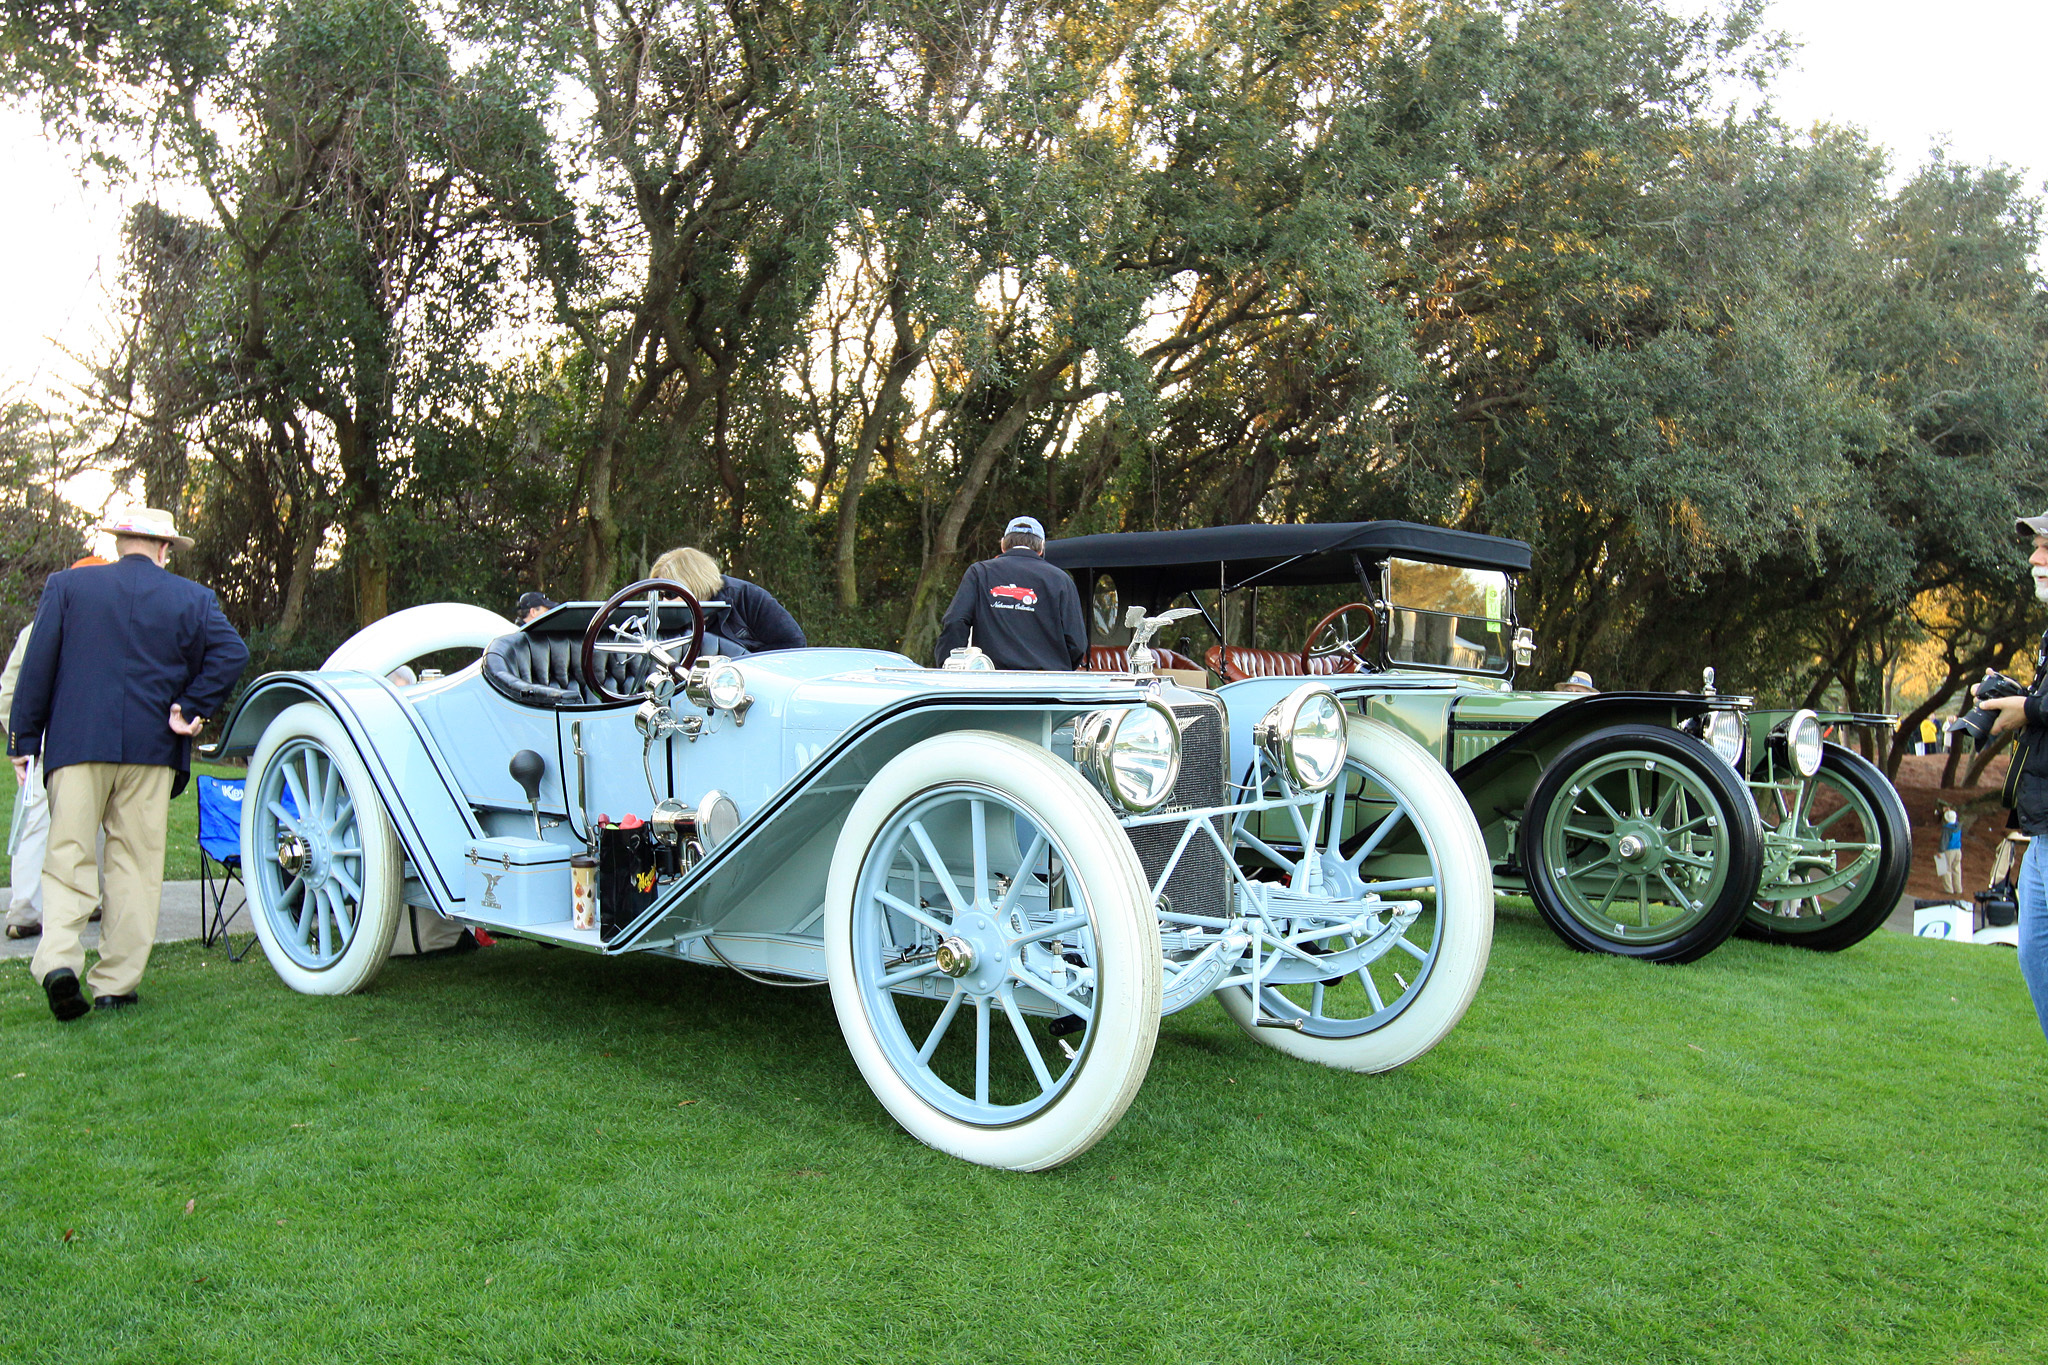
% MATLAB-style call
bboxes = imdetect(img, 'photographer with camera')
[1973,514,2048,1042]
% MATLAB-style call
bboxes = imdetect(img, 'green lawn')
[4,911,2042,1363]
[0,761,243,888]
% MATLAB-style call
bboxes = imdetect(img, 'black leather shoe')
[4,922,39,940]
[43,968,89,1022]
[93,992,140,1010]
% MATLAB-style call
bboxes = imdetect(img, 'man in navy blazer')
[10,508,248,1021]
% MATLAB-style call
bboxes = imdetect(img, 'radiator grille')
[1123,697,1232,922]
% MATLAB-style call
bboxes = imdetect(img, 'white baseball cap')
[1004,516,1046,538]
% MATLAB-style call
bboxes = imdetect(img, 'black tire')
[1739,743,1911,952]
[1519,725,1764,964]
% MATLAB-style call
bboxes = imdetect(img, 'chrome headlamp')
[686,656,752,723]
[1253,684,1348,792]
[1073,698,1182,813]
[1769,709,1824,779]
[1701,710,1746,769]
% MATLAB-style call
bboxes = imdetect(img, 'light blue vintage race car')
[215,581,1495,1169]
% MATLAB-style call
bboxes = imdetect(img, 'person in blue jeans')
[1981,511,2048,1042]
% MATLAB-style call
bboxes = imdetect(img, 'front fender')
[212,672,483,913]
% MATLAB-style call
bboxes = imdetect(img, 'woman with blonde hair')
[648,546,806,654]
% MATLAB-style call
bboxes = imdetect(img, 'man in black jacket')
[935,516,1087,671]
[10,509,248,1021]
[1980,511,2048,1042]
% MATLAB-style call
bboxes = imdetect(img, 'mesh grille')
[1124,697,1232,922]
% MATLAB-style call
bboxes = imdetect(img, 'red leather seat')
[1204,645,1355,682]
[1083,645,1201,673]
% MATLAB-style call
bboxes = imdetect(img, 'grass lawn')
[0,760,244,888]
[3,910,2043,1364]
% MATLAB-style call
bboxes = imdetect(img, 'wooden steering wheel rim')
[580,578,706,704]
[1301,601,1379,675]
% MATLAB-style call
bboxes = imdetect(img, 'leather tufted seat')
[1082,645,1202,673]
[1204,645,1358,682]
[482,632,659,707]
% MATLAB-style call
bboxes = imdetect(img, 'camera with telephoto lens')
[1947,669,2027,750]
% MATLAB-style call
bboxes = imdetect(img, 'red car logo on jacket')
[990,584,1038,606]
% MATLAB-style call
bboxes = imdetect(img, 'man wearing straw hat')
[9,508,248,1021]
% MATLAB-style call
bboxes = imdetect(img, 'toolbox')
[463,837,575,926]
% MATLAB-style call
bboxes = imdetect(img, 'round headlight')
[1702,710,1745,768]
[705,661,747,711]
[1074,699,1182,813]
[1782,709,1824,778]
[1254,684,1348,792]
[686,656,749,712]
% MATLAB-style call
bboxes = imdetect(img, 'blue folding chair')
[197,775,255,961]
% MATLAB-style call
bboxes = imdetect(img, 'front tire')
[243,703,405,994]
[1520,726,1762,964]
[824,732,1162,1171]
[1218,718,1493,1071]
[1741,743,1911,951]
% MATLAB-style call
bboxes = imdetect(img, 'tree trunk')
[272,506,326,646]
[835,297,925,609]
[897,354,1072,660]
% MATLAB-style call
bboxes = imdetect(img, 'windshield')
[1383,558,1513,674]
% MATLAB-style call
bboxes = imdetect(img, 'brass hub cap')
[935,936,977,978]
[276,834,310,879]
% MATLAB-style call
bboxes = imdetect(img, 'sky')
[0,0,2043,476]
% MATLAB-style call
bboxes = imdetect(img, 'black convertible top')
[1045,521,1532,598]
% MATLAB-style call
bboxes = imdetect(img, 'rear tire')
[243,703,405,994]
[1740,743,1910,951]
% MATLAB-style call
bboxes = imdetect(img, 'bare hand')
[1983,694,2028,735]
[10,756,26,785]
[168,704,206,737]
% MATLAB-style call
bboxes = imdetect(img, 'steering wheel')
[580,578,706,704]
[1301,602,1380,675]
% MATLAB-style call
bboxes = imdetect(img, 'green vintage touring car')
[1047,521,1909,963]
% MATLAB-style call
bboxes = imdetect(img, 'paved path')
[0,880,236,960]
[1,883,1936,962]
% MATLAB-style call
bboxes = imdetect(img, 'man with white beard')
[1979,516,2048,1041]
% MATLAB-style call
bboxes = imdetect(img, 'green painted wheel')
[1741,743,1910,951]
[1519,726,1762,964]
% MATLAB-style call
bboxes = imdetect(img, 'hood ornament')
[1123,605,1202,675]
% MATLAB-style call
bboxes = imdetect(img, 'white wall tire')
[825,732,1162,1171]
[1218,717,1493,1072]
[243,703,405,995]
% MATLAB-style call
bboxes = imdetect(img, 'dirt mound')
[1887,751,2017,902]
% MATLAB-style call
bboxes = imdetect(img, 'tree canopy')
[7,0,2045,768]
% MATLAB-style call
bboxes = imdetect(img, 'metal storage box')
[463,837,574,926]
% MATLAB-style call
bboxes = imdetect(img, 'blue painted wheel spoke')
[267,800,298,829]
[876,889,952,936]
[917,985,967,1063]
[1000,988,1056,1093]
[907,821,969,915]
[331,864,364,904]
[1352,875,1436,894]
[974,997,991,1106]
[1010,962,1093,1021]
[882,960,944,988]
[1015,913,1090,947]
[970,801,988,905]
[996,832,1049,919]
[1344,806,1409,869]
[1237,830,1297,876]
[321,758,338,820]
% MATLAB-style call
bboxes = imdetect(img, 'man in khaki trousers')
[10,509,247,1021]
